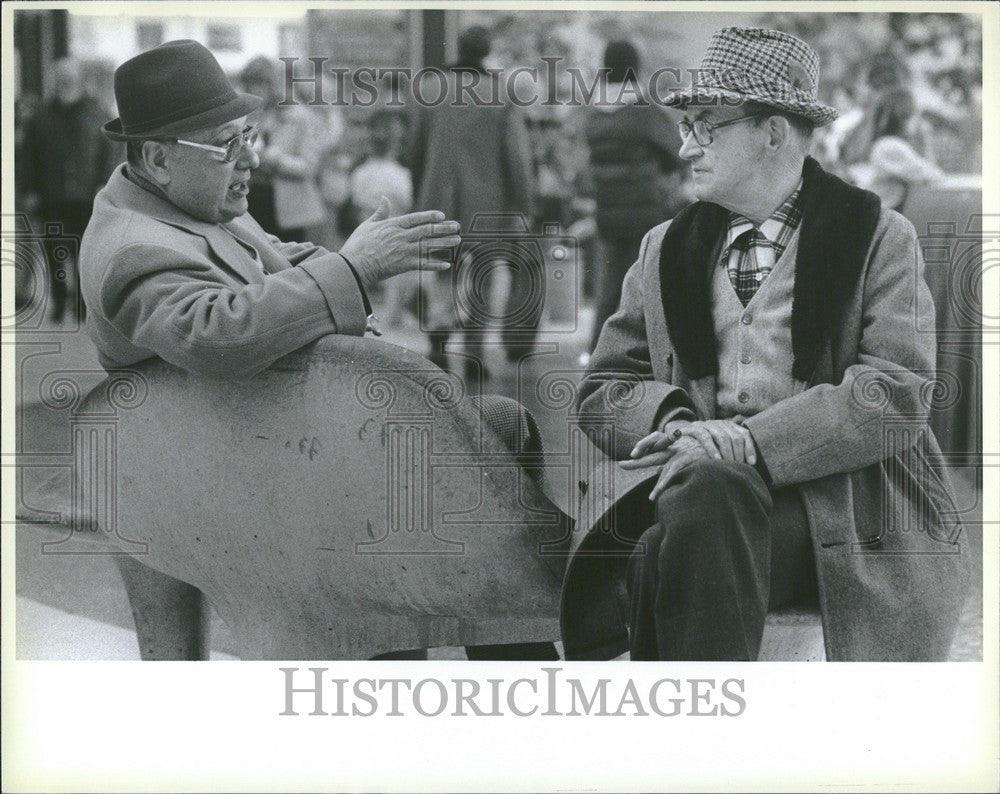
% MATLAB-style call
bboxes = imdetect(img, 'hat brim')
[664,86,838,126]
[103,92,263,141]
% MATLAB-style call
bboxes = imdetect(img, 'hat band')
[689,70,817,104]
[121,88,240,134]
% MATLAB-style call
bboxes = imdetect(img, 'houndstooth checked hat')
[665,27,838,126]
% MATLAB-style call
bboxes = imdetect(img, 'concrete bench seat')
[16,334,824,661]
[26,336,568,659]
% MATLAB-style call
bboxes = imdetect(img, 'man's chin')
[219,197,249,223]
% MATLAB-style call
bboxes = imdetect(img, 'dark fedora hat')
[103,39,262,141]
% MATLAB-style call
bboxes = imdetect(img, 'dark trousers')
[41,201,92,322]
[428,241,545,379]
[627,458,817,661]
[589,234,643,353]
[498,249,545,361]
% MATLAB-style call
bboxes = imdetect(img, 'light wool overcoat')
[80,165,367,378]
[565,158,971,661]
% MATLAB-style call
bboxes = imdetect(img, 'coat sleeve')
[98,242,367,379]
[575,231,697,459]
[744,210,937,487]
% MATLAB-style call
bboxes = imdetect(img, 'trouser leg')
[626,458,814,661]
[501,250,544,361]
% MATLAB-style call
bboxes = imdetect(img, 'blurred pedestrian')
[847,87,944,210]
[409,25,536,379]
[350,110,418,326]
[837,51,908,167]
[583,40,687,355]
[20,57,119,322]
[349,110,412,223]
[239,55,328,243]
[409,26,555,662]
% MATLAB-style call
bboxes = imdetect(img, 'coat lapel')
[791,157,882,382]
[658,157,882,386]
[226,216,296,274]
[201,225,267,283]
[658,201,729,380]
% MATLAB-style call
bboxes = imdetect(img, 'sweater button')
[738,391,749,403]
[740,353,751,364]
[741,314,752,325]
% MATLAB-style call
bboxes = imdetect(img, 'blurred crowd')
[15,14,982,359]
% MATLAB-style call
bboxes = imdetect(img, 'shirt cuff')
[338,253,373,316]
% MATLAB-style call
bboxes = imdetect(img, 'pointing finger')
[396,210,448,228]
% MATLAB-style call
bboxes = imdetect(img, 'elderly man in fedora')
[82,39,459,377]
[566,27,970,662]
[80,40,559,661]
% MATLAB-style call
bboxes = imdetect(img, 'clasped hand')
[619,419,758,501]
[339,196,461,290]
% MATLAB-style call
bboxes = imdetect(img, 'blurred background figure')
[349,110,412,223]
[847,87,944,210]
[582,40,686,358]
[409,24,536,381]
[239,55,329,243]
[19,56,119,323]
[349,109,418,327]
[835,51,909,168]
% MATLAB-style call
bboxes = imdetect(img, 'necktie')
[730,228,770,307]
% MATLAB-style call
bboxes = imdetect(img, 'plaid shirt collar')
[721,178,805,265]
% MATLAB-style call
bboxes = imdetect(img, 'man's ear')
[142,141,172,186]
[765,116,792,153]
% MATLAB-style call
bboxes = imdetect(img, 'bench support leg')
[115,556,209,660]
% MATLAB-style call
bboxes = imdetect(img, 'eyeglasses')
[677,113,767,147]
[172,126,259,163]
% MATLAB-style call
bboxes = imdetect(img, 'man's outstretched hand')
[339,196,461,290]
[619,419,759,502]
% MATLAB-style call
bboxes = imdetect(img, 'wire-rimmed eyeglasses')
[677,113,768,147]
[172,125,259,163]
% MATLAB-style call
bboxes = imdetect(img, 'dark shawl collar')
[659,156,882,382]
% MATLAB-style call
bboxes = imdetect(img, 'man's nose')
[678,132,703,160]
[238,144,260,169]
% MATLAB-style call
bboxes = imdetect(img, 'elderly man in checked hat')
[79,40,558,661]
[565,27,970,662]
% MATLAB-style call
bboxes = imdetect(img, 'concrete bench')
[31,336,568,659]
[16,334,823,661]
